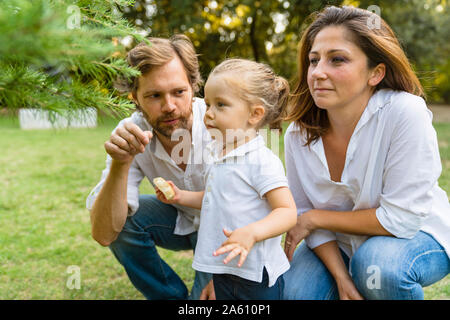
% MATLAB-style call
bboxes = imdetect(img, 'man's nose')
[161,94,176,113]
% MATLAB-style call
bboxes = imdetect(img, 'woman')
[283,6,450,300]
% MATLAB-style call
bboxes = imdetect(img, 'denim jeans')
[284,231,450,300]
[109,194,211,300]
[213,268,284,300]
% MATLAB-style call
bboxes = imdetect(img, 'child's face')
[204,73,254,143]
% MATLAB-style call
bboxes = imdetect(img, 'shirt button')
[207,186,212,192]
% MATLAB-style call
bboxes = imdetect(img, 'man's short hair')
[117,34,203,96]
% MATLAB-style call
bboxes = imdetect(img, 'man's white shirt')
[86,98,211,235]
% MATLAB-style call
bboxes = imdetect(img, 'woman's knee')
[350,236,422,299]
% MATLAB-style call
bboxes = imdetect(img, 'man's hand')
[104,120,153,164]
[199,279,216,300]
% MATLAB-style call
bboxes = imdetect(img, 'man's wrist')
[111,159,132,171]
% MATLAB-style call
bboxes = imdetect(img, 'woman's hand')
[336,275,364,300]
[199,279,216,300]
[155,180,181,205]
[213,227,257,267]
[284,210,316,261]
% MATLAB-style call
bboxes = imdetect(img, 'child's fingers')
[166,180,176,190]
[223,247,242,265]
[155,189,167,201]
[222,228,232,237]
[237,249,248,267]
[213,243,236,257]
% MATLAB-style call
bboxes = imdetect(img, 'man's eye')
[217,102,225,107]
[176,90,185,95]
[146,94,159,99]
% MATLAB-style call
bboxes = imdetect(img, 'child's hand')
[213,227,257,267]
[155,180,181,205]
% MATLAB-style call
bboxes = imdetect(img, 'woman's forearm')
[313,241,352,282]
[308,208,392,236]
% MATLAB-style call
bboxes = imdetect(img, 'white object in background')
[19,108,97,129]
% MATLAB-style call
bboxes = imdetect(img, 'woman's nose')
[311,61,328,80]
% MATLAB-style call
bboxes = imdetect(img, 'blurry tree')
[356,0,450,102]
[0,0,146,118]
[123,0,449,103]
[122,0,344,87]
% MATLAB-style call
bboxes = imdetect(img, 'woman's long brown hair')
[286,6,424,146]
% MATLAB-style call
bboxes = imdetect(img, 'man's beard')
[142,108,193,139]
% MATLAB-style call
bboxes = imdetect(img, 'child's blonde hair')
[209,58,289,131]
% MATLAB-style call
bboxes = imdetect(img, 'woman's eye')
[217,102,225,107]
[176,89,185,95]
[309,58,319,65]
[331,56,346,63]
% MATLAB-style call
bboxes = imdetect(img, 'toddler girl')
[156,58,297,300]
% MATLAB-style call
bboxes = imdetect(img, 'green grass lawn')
[0,116,449,299]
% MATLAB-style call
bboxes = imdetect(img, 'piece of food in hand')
[153,177,175,200]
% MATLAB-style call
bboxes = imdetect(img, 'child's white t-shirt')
[192,135,290,287]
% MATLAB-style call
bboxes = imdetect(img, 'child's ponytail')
[267,76,290,132]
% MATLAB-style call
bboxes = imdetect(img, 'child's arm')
[214,186,297,267]
[155,180,204,210]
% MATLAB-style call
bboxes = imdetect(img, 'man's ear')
[131,91,142,110]
[368,63,386,87]
[248,105,265,126]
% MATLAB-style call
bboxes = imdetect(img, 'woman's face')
[307,25,375,111]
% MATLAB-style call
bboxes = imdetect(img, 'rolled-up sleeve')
[86,154,144,216]
[284,131,336,249]
[375,96,441,239]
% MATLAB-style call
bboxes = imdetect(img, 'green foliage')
[124,0,449,102]
[0,0,144,118]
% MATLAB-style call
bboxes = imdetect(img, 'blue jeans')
[284,231,450,300]
[109,194,211,300]
[213,268,284,300]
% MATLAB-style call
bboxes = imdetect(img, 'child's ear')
[248,105,265,126]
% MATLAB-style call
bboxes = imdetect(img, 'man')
[86,34,214,300]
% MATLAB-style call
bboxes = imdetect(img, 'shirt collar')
[208,134,265,163]
[306,89,394,173]
[352,89,393,136]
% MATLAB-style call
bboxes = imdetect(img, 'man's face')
[134,57,194,138]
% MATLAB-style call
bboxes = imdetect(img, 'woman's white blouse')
[284,89,450,258]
